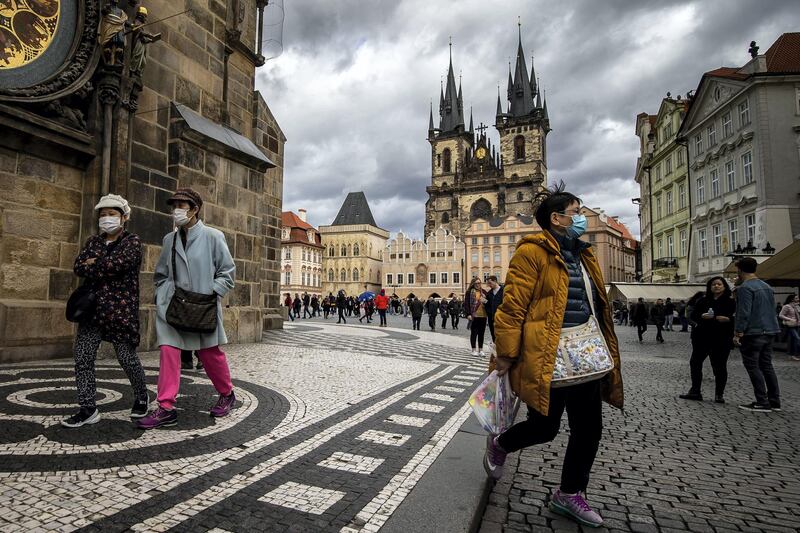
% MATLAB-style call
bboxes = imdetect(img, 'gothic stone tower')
[425,29,550,239]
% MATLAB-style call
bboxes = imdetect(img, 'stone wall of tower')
[498,123,547,181]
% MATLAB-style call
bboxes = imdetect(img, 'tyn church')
[425,30,551,239]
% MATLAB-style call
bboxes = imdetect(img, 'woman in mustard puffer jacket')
[484,183,622,529]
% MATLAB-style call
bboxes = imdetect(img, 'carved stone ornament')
[0,0,101,102]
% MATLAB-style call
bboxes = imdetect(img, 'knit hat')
[94,194,131,216]
[166,187,203,209]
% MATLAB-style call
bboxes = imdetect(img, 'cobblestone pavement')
[0,319,489,532]
[479,325,800,533]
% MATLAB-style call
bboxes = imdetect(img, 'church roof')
[331,192,379,227]
[438,44,466,134]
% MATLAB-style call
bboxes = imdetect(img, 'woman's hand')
[83,257,97,266]
[494,357,513,376]
[715,316,730,323]
[701,313,713,320]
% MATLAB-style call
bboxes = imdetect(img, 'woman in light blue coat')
[138,188,237,429]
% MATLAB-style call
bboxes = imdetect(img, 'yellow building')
[464,215,540,283]
[383,228,465,299]
[320,192,389,296]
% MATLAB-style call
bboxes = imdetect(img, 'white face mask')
[173,208,191,226]
[99,215,122,234]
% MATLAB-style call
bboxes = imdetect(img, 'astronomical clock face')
[475,147,487,160]
[0,1,60,70]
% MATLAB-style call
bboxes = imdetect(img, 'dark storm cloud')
[258,0,800,237]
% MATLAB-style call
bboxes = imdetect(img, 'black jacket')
[425,299,439,315]
[650,304,666,324]
[485,286,504,320]
[690,295,735,345]
[552,231,594,327]
[410,299,424,317]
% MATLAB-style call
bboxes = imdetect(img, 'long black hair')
[785,293,798,305]
[533,180,582,230]
[705,276,731,300]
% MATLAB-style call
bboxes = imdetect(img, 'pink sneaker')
[210,391,236,417]
[137,407,177,430]
[483,435,507,480]
[549,489,603,528]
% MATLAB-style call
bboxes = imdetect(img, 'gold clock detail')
[475,147,487,160]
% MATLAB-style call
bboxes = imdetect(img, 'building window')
[429,272,437,285]
[328,246,334,257]
[493,236,501,244]
[678,183,686,209]
[667,234,674,257]
[745,213,756,244]
[679,229,687,256]
[470,249,478,263]
[657,238,663,258]
[696,176,705,204]
[677,148,684,166]
[340,244,347,256]
[482,250,489,263]
[694,134,703,156]
[725,160,735,192]
[443,148,451,172]
[353,244,360,256]
[442,212,449,223]
[710,168,720,198]
[738,99,750,126]
[493,249,501,263]
[666,191,673,214]
[698,229,708,257]
[712,224,722,255]
[339,269,346,282]
[386,274,393,285]
[665,155,672,175]
[407,273,414,284]
[728,219,738,249]
[742,152,753,183]
[722,112,732,137]
[471,237,478,245]
[352,268,359,281]
[707,124,716,146]
[655,195,662,219]
[441,272,448,284]
[453,272,460,285]
[284,272,291,285]
[328,269,334,282]
[654,163,661,181]
[483,237,489,244]
[508,235,516,243]
[396,273,404,285]
[516,191,523,202]
[588,234,596,243]
[514,135,525,160]
[302,249,307,261]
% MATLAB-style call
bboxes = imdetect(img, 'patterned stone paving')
[0,320,488,532]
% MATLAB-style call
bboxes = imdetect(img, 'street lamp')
[743,240,756,254]
[762,242,775,254]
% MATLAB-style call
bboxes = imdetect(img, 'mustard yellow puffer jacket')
[493,231,623,415]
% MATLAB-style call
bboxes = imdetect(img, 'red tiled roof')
[765,32,800,73]
[608,217,637,245]
[282,211,315,230]
[703,67,748,81]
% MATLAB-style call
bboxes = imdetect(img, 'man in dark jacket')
[632,297,649,342]
[664,298,675,331]
[410,297,424,330]
[440,297,450,329]
[650,298,666,343]
[448,296,462,329]
[485,275,505,343]
[336,291,347,324]
[425,296,439,331]
[302,292,311,318]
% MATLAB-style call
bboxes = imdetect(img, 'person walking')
[440,297,450,329]
[375,289,389,327]
[464,278,488,356]
[284,293,294,322]
[311,294,320,317]
[678,277,735,403]
[734,257,782,412]
[302,292,311,318]
[425,296,439,331]
[410,296,424,330]
[62,194,149,428]
[323,294,332,319]
[347,296,355,317]
[137,188,236,429]
[677,300,688,331]
[484,185,622,528]
[779,294,800,360]
[485,275,505,343]
[448,296,462,330]
[292,294,302,319]
[336,290,347,324]
[631,298,648,343]
[664,298,675,331]
[650,299,666,343]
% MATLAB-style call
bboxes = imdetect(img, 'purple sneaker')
[137,407,177,430]
[210,391,236,418]
[483,435,507,480]
[549,489,603,528]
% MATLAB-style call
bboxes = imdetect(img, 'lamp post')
[762,242,775,255]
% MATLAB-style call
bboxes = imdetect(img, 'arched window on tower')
[340,269,347,282]
[352,268,359,281]
[517,191,524,202]
[514,135,525,161]
[442,212,450,223]
[353,243,360,256]
[328,269,334,282]
[328,246,335,257]
[443,148,451,173]
[340,244,347,256]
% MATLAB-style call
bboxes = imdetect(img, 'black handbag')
[165,232,218,334]
[66,281,96,323]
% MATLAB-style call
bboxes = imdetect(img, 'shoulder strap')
[580,260,598,317]
[170,231,177,282]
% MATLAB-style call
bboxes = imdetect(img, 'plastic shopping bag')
[468,370,520,435]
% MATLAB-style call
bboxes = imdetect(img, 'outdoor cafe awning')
[608,283,707,304]
[754,240,800,286]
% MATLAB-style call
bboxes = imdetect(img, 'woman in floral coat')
[62,194,149,428]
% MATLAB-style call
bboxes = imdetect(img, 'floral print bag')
[551,264,614,388]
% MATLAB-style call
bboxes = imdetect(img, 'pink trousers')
[157,345,233,410]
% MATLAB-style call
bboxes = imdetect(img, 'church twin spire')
[435,39,467,136]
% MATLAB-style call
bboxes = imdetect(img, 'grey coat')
[154,221,235,350]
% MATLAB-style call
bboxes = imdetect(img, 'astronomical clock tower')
[425,28,551,239]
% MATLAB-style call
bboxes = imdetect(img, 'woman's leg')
[688,341,709,394]
[789,328,800,356]
[197,346,234,397]
[561,381,603,494]
[498,391,566,452]
[476,317,487,350]
[73,325,103,409]
[156,345,183,410]
[112,341,148,402]
[469,322,478,349]
[709,347,731,398]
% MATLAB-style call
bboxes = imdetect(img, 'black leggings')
[498,380,603,494]
[689,338,731,397]
[470,317,487,350]
[338,308,346,323]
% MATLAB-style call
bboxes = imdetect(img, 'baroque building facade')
[0,0,284,362]
[464,214,539,283]
[425,30,550,240]
[677,34,800,282]
[383,227,465,300]
[320,192,388,296]
[280,210,323,296]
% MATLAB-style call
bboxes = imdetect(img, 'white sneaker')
[471,350,478,356]
[479,350,486,356]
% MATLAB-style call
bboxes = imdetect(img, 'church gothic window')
[329,246,335,257]
[443,148,451,173]
[514,136,525,161]
[328,269,334,282]
[517,191,523,202]
[340,244,347,256]
[352,268,359,281]
[442,212,449,223]
[340,269,347,282]
[470,199,492,221]
[353,244,360,256]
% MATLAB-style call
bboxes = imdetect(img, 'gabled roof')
[282,211,315,231]
[331,192,379,227]
[765,32,800,73]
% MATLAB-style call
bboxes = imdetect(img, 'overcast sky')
[257,0,800,239]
